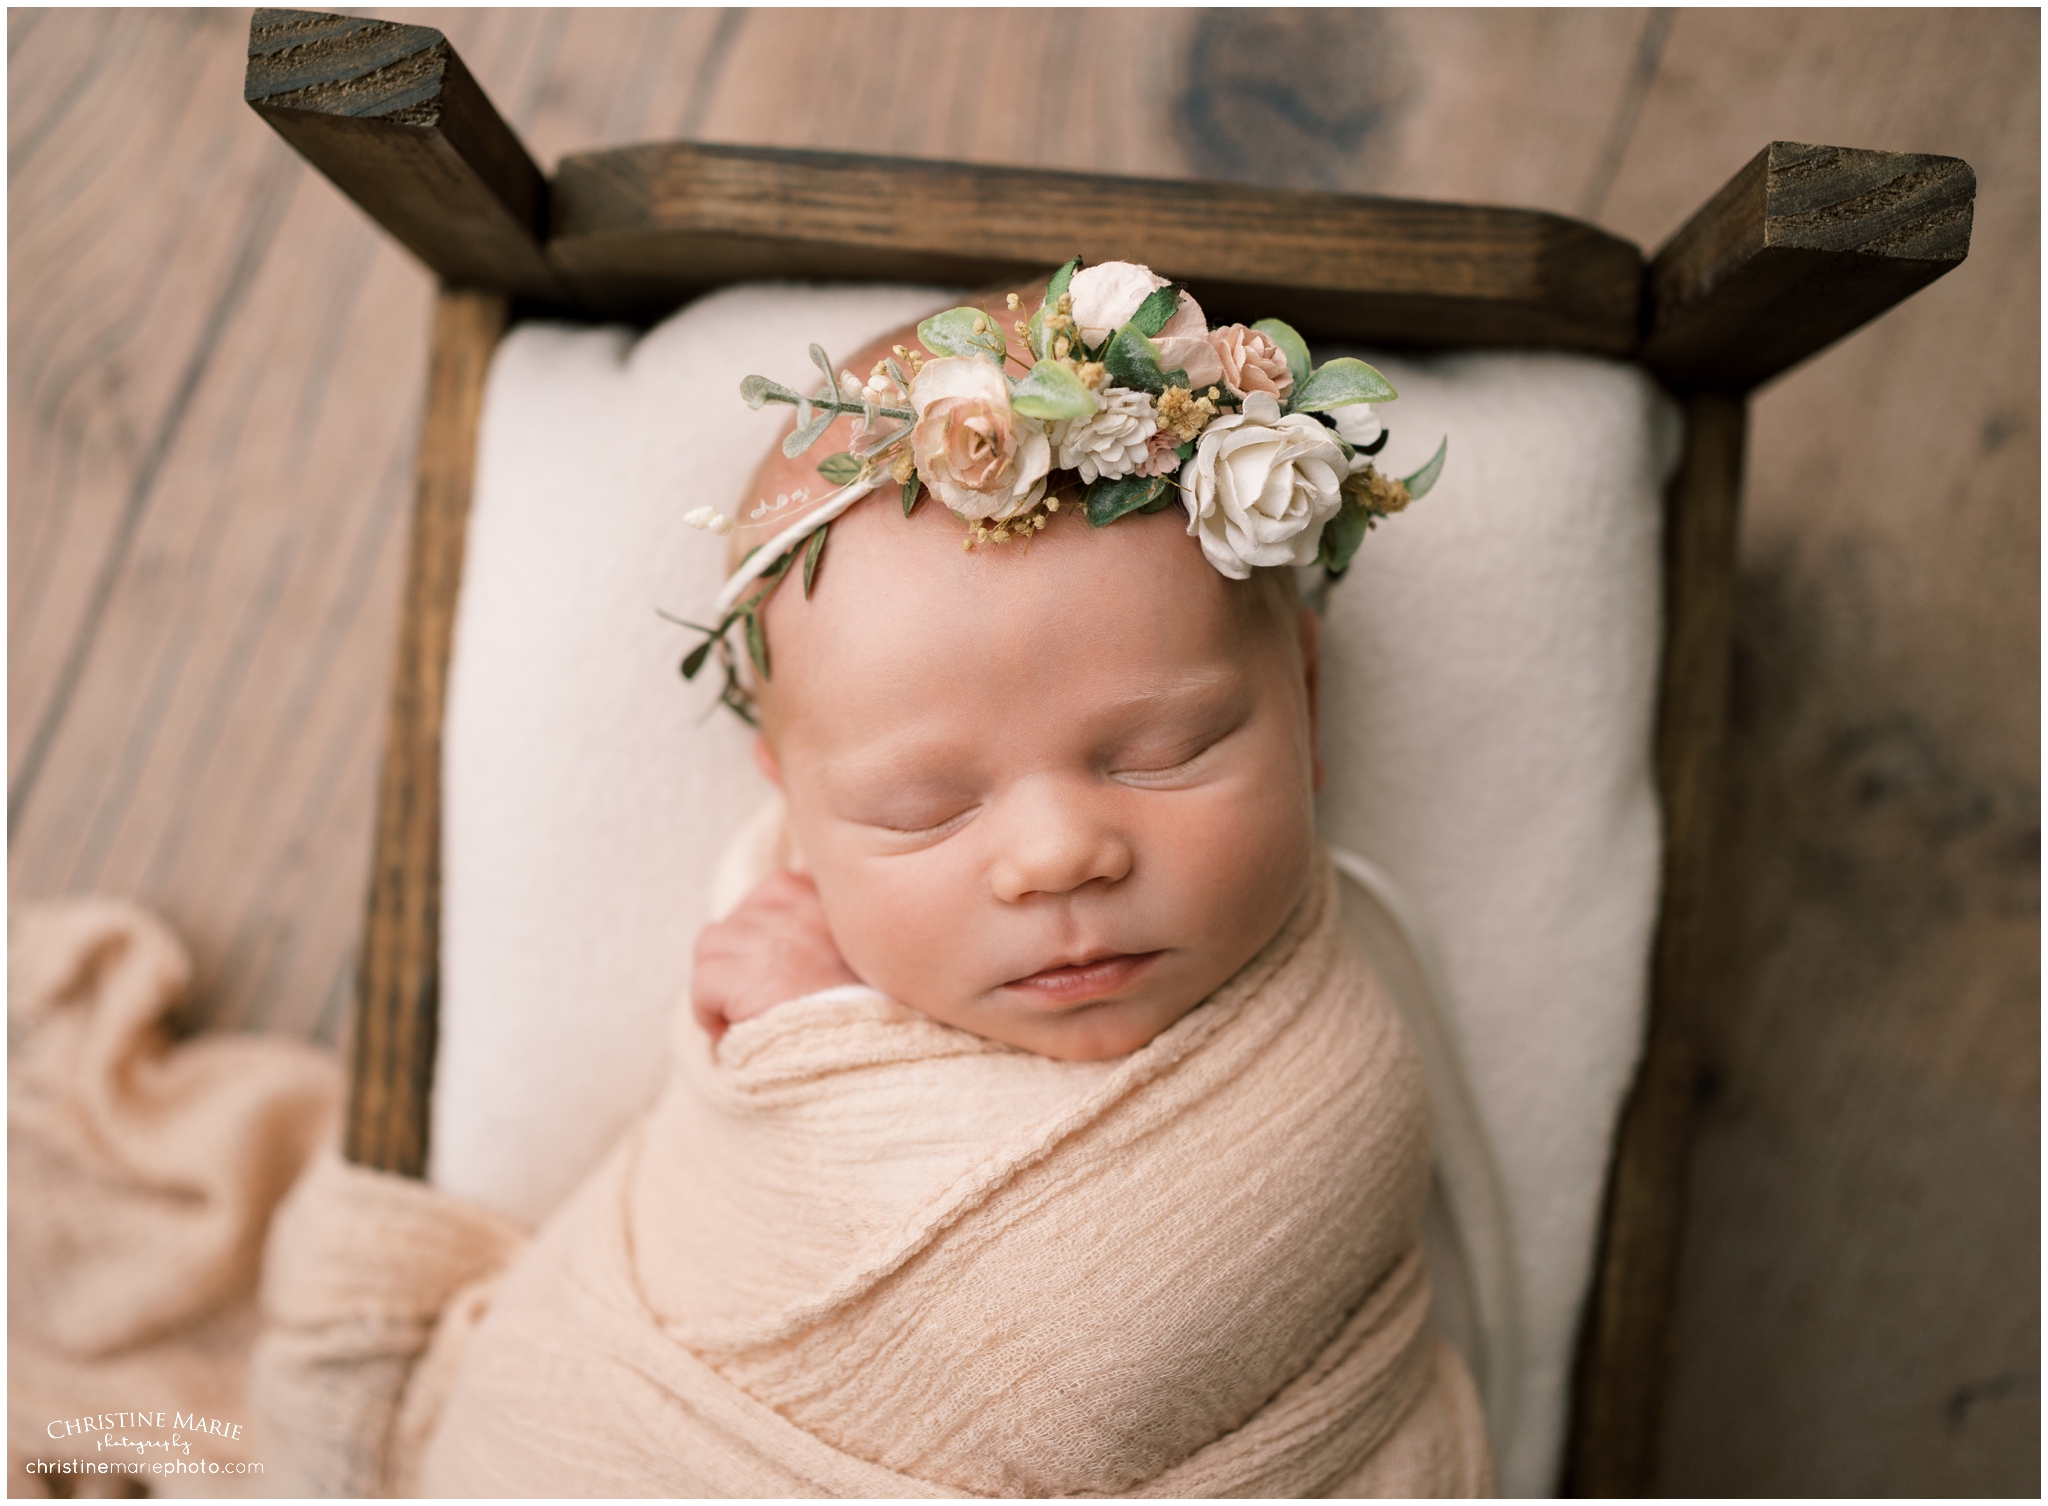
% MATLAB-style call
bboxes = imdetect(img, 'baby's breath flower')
[1156,385,1220,443]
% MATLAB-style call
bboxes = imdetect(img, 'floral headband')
[677,258,1446,723]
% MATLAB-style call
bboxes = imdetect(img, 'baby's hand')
[691,870,861,1043]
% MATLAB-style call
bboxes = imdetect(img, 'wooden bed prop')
[243,9,1976,1494]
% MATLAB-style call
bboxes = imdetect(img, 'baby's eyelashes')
[858,803,983,844]
[1106,724,1242,788]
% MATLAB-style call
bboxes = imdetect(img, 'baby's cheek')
[804,846,977,1005]
[1148,781,1316,965]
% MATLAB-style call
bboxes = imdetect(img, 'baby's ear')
[752,734,783,789]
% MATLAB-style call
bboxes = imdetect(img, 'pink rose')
[1209,324,1295,403]
[1136,428,1184,478]
[908,357,1051,521]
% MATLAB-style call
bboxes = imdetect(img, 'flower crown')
[676,258,1446,723]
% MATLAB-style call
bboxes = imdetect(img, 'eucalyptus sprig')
[1316,436,1451,576]
[741,342,916,462]
[669,517,834,720]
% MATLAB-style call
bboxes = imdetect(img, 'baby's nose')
[987,783,1133,903]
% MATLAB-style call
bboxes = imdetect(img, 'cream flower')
[1333,401,1384,472]
[1178,391,1346,579]
[1069,261,1164,346]
[1067,260,1224,388]
[1210,324,1295,404]
[1152,292,1224,390]
[1049,385,1158,483]
[908,357,1051,521]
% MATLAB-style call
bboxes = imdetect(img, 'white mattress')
[432,282,1681,1494]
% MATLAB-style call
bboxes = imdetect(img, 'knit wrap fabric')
[415,859,1492,1496]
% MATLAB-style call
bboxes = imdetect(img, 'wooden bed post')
[345,287,506,1176]
[244,11,533,1173]
[242,11,1975,1484]
[1564,141,1974,1495]
[245,8,564,303]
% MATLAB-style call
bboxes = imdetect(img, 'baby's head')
[733,302,1324,1062]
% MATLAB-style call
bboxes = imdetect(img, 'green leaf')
[1045,256,1080,307]
[902,476,923,517]
[918,306,1006,366]
[1176,440,1195,461]
[816,451,862,485]
[741,374,801,409]
[1129,282,1184,337]
[1291,357,1399,413]
[782,404,833,458]
[1009,358,1098,421]
[1083,472,1174,526]
[809,344,841,401]
[680,637,715,680]
[1401,435,1448,500]
[743,609,770,679]
[1102,324,1173,394]
[801,523,828,597]
[1296,359,1398,414]
[1316,497,1373,577]
[1252,319,1312,391]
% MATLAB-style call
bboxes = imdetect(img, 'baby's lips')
[1001,950,1165,1007]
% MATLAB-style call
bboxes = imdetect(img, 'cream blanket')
[7,900,338,1496]
[414,861,1490,1496]
[8,867,1490,1497]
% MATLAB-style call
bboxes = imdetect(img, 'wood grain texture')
[545,141,1646,352]
[8,8,2034,1496]
[345,287,505,1175]
[1643,140,1976,392]
[298,13,1803,1485]
[1607,11,2041,1495]
[1563,393,1747,1496]
[246,8,562,299]
[9,8,442,1046]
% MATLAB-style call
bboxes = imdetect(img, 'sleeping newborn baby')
[416,269,1491,1498]
[692,435,1324,1065]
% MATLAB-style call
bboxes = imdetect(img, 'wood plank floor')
[8,8,2037,1493]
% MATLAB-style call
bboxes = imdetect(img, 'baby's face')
[754,488,1322,1062]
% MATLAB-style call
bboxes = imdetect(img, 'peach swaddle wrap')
[414,859,1491,1496]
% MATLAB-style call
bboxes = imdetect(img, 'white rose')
[1049,386,1158,482]
[1178,391,1346,579]
[1069,261,1165,347]
[1332,402,1384,473]
[1067,263,1225,390]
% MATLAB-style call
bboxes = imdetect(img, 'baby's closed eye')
[1106,714,1249,787]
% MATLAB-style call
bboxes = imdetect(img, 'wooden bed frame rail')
[243,8,1975,1494]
